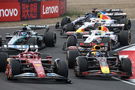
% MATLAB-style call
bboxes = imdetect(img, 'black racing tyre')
[0,52,8,72]
[37,39,45,50]
[44,31,56,47]
[120,58,132,78]
[0,36,2,47]
[67,35,77,47]
[54,60,68,78]
[74,56,88,77]
[118,30,131,46]
[7,59,21,80]
[66,50,80,68]
[55,22,60,29]
[63,23,75,31]
[27,37,37,45]
[61,16,71,27]
[124,19,131,30]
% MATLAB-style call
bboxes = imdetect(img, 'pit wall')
[0,0,67,21]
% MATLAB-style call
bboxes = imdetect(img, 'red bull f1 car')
[74,50,132,79]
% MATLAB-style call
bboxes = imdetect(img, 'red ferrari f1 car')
[0,49,71,83]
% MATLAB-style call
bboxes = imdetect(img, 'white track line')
[112,77,135,86]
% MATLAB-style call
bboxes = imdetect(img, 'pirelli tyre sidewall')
[61,16,71,27]
[120,58,132,78]
[66,50,80,68]
[67,35,77,47]
[118,30,131,46]
[44,31,56,47]
[54,60,68,78]
[7,59,21,80]
[74,56,88,77]
[0,36,2,47]
[0,52,8,72]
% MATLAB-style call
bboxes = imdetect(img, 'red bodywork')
[6,51,52,78]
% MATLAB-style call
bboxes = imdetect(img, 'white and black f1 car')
[0,25,56,53]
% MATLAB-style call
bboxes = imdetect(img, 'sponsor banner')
[0,0,18,2]
[0,2,20,21]
[40,1,59,18]
[59,0,67,15]
[18,0,40,3]
[20,2,40,20]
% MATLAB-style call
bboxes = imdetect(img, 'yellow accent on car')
[101,66,110,74]
[76,29,84,33]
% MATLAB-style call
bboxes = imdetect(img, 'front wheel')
[0,52,8,72]
[74,56,88,77]
[6,59,21,80]
[54,59,68,78]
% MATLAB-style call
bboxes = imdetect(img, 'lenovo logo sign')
[0,8,18,17]
[42,5,59,15]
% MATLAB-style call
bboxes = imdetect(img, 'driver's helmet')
[20,31,28,36]
[98,26,109,32]
[91,51,101,57]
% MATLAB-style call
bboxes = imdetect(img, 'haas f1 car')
[0,49,71,83]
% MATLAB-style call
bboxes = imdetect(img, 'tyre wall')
[0,0,67,21]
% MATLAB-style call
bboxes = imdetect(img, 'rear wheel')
[66,50,80,68]
[61,17,71,27]
[0,36,2,47]
[124,19,131,30]
[44,31,56,47]
[118,30,131,46]
[74,56,88,77]
[0,52,8,72]
[54,60,68,78]
[63,23,75,32]
[7,59,21,80]
[120,58,132,79]
[67,36,77,47]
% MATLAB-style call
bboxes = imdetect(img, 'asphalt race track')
[0,21,135,90]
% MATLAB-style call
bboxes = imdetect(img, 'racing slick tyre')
[0,52,8,72]
[44,31,56,47]
[63,23,75,32]
[61,16,71,27]
[55,22,60,29]
[74,56,88,77]
[66,50,80,68]
[118,30,131,46]
[0,36,2,47]
[7,59,21,80]
[124,19,131,30]
[67,35,77,47]
[120,58,132,79]
[54,60,68,78]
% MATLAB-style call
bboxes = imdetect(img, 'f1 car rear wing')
[102,24,125,32]
[104,9,123,13]
[104,13,127,16]
[23,24,49,30]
